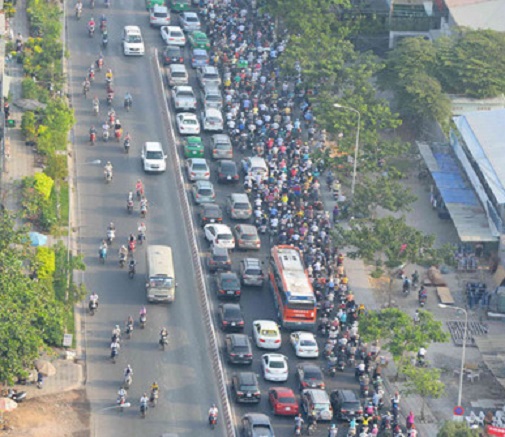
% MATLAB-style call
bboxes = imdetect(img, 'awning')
[418,142,497,242]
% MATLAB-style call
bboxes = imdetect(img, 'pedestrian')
[332,204,339,224]
[4,101,10,120]
[37,371,44,389]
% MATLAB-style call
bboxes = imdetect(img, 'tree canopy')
[437,420,480,437]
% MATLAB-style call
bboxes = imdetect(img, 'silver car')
[211,134,233,160]
[203,85,223,110]
[186,158,210,181]
[168,64,189,87]
[191,180,216,204]
[179,11,201,32]
[226,193,252,220]
[172,86,197,112]
[239,258,264,287]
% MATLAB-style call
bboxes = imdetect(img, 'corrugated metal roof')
[447,0,505,30]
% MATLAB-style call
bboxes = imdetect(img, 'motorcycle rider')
[208,404,218,424]
[294,414,304,433]
[96,52,104,69]
[99,14,107,32]
[123,132,131,152]
[159,326,168,346]
[110,339,120,357]
[307,411,317,432]
[124,91,133,109]
[106,221,115,242]
[150,381,159,403]
[88,16,95,34]
[89,125,97,143]
[137,222,146,243]
[117,387,127,403]
[140,393,149,414]
[92,96,99,114]
[82,77,90,96]
[99,239,107,257]
[124,364,133,379]
[125,315,134,333]
[104,161,113,180]
[105,68,113,83]
[328,423,338,437]
[417,347,426,366]
[112,324,121,340]
[75,0,83,17]
[102,120,110,140]
[140,196,148,216]
[136,179,144,199]
[127,191,134,210]
[89,291,99,310]
[119,245,128,265]
[139,306,147,318]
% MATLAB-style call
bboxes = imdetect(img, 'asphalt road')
[66,2,227,436]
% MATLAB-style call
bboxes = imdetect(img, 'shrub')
[45,154,67,181]
[21,111,37,142]
[35,247,56,279]
[33,172,54,199]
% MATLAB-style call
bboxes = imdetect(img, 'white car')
[141,142,167,173]
[172,86,197,112]
[122,26,145,56]
[290,331,319,358]
[201,107,224,132]
[176,113,200,135]
[186,158,210,181]
[204,224,235,249]
[253,320,281,350]
[161,25,186,46]
[149,5,170,27]
[197,66,221,89]
[179,11,201,32]
[242,156,269,181]
[168,64,189,87]
[261,354,288,382]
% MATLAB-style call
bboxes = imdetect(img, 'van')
[301,389,333,421]
[146,245,177,303]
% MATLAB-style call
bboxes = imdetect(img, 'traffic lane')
[68,3,227,436]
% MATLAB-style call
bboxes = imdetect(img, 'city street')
[66,1,226,436]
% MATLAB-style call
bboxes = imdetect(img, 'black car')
[199,203,223,227]
[296,363,325,391]
[218,303,245,331]
[216,272,241,299]
[162,45,184,65]
[241,413,275,437]
[225,334,253,365]
[232,372,261,403]
[330,389,363,422]
[208,246,231,273]
[217,160,239,183]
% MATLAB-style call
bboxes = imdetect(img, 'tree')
[352,176,417,218]
[437,420,480,437]
[359,308,449,376]
[402,364,445,421]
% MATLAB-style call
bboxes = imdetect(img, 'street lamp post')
[333,104,361,197]
[439,304,468,420]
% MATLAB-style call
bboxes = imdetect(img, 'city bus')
[269,245,317,330]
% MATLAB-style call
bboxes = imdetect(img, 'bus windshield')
[149,276,173,288]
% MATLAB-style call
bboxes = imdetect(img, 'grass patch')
[59,182,69,225]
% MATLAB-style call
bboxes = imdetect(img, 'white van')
[146,245,177,303]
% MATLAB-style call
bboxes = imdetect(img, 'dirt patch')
[5,390,90,437]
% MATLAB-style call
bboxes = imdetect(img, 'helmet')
[115,325,119,329]
[331,424,336,429]
[107,161,111,165]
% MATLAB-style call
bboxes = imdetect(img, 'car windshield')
[192,163,207,170]
[304,369,321,380]
[314,403,329,411]
[218,233,233,241]
[207,117,221,123]
[245,268,262,275]
[206,95,220,101]
[126,34,142,43]
[260,329,277,337]
[166,48,180,56]
[178,91,194,97]
[171,31,183,37]
[195,54,208,60]
[234,203,250,210]
[300,339,317,346]
[225,308,241,318]
[269,360,285,369]
[205,208,220,217]
[221,277,239,288]
[241,384,257,391]
[221,163,235,171]
[251,426,272,437]
[232,345,249,353]
[204,73,219,80]
[146,151,163,160]
[213,254,228,262]
[343,401,361,410]
[154,12,167,17]
[184,118,197,125]
[198,188,213,196]
[149,276,173,288]
[172,71,186,78]
[252,167,267,173]
[186,16,198,22]
[240,234,257,241]
[216,144,231,150]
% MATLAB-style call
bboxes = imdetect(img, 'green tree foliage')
[437,421,480,437]
[352,176,417,218]
[435,29,505,98]
[35,247,56,279]
[33,172,54,199]
[0,212,65,384]
[359,308,449,370]
[402,364,445,420]
[21,111,37,142]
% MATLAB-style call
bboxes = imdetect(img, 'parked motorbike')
[6,389,26,403]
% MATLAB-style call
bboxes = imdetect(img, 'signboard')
[453,406,464,416]
[63,334,73,347]
[487,426,505,437]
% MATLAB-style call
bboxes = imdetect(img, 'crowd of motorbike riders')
[79,0,421,433]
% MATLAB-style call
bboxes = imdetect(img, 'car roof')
[229,333,249,346]
[202,66,218,73]
[254,320,278,329]
[303,389,330,402]
[247,156,267,166]
[189,157,207,164]
[204,85,221,94]
[196,180,213,188]
[212,134,231,143]
[179,112,197,119]
[230,193,249,202]
[191,30,207,37]
[242,257,261,267]
[182,11,198,17]
[236,224,258,234]
[219,272,238,279]
[204,107,222,116]
[294,331,315,339]
[333,389,359,400]
[175,85,193,92]
[271,386,295,396]
[166,25,183,31]
[165,45,181,51]
[219,160,236,167]
[211,246,228,255]
[263,353,286,361]
[192,48,208,55]
[221,302,240,310]
[203,203,220,211]
[170,64,187,72]
[145,141,163,151]
[243,413,271,425]
[237,372,257,384]
[206,223,231,232]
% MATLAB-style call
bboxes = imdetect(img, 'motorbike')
[96,57,104,71]
[110,346,118,363]
[104,169,113,183]
[103,129,110,142]
[150,388,158,407]
[127,199,133,214]
[139,313,147,329]
[128,240,136,254]
[125,322,134,339]
[128,263,135,279]
[99,246,107,263]
[140,401,147,418]
[124,97,132,112]
[75,7,82,20]
[89,300,98,316]
[418,288,428,307]
[140,204,147,218]
[93,102,99,116]
[119,253,126,268]
[6,389,26,403]
[117,394,127,412]
[359,375,370,397]
[208,414,217,429]
[124,138,130,154]
[115,128,122,142]
[102,31,108,48]
[123,373,132,389]
[88,24,95,38]
[294,424,302,436]
[107,92,114,107]
[106,229,115,245]
[159,334,168,350]
[90,131,97,145]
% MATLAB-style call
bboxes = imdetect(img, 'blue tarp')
[432,153,479,206]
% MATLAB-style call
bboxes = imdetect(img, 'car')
[216,272,241,299]
[141,142,167,173]
[211,134,233,160]
[208,246,231,273]
[188,30,210,50]
[301,389,333,421]
[149,5,170,26]
[330,389,363,422]
[197,66,221,88]
[242,156,269,182]
[269,387,299,416]
[204,223,235,249]
[167,64,189,87]
[122,26,145,56]
[296,363,325,391]
[199,203,223,227]
[239,258,264,287]
[290,331,319,358]
[203,85,223,109]
[183,136,204,158]
[261,354,288,382]
[162,45,184,65]
[186,158,210,182]
[231,372,261,404]
[241,413,275,437]
[225,334,253,365]
[191,180,215,204]
[170,0,190,12]
[160,25,186,46]
[226,193,252,220]
[218,303,245,331]
[179,11,200,32]
[252,320,281,350]
[234,224,260,250]
[172,86,197,112]
[191,48,209,69]
[216,160,239,183]
[201,107,224,132]
[176,112,200,135]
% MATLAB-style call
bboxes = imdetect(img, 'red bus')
[269,245,317,330]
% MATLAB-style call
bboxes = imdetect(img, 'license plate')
[227,290,234,295]
[210,219,215,222]
[231,322,236,326]
[239,354,244,358]
[227,176,231,180]
[246,393,251,397]
[286,407,291,411]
